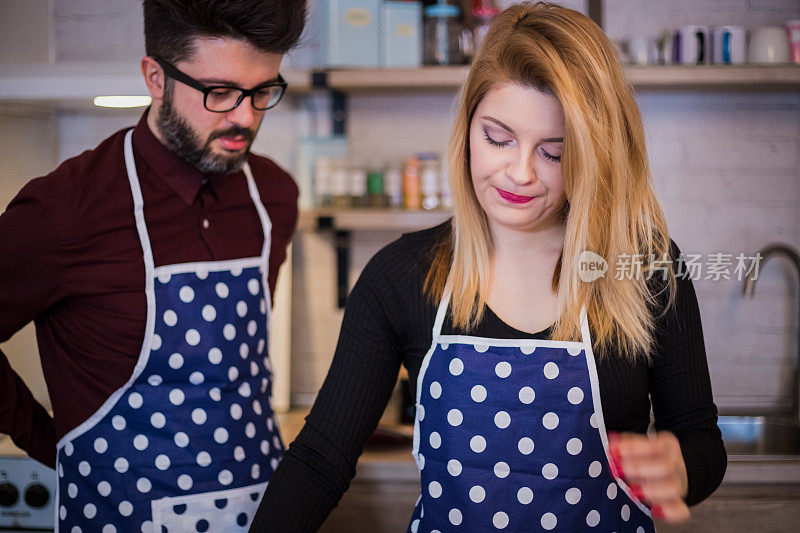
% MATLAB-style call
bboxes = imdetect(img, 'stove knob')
[24,483,50,508]
[0,482,19,507]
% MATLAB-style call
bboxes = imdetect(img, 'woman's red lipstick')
[496,187,535,204]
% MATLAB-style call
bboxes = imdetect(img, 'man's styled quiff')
[143,0,307,63]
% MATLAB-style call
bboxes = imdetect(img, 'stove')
[0,437,55,531]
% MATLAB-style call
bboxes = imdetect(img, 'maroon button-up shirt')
[0,110,298,467]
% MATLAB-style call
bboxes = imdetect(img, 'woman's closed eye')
[541,147,561,162]
[483,127,513,148]
[484,127,562,163]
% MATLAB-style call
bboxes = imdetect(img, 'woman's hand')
[608,431,690,523]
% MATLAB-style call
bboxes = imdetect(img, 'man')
[0,1,306,530]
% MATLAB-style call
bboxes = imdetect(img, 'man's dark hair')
[143,0,307,63]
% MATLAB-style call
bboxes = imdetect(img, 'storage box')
[381,1,422,67]
[318,0,381,67]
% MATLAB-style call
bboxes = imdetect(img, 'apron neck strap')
[242,162,272,263]
[431,282,452,339]
[124,129,156,276]
[578,303,591,348]
[242,163,274,315]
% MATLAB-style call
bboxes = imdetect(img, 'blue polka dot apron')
[407,286,656,532]
[53,130,284,533]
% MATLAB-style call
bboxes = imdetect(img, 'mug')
[711,25,746,64]
[786,20,800,64]
[674,25,710,64]
[627,36,657,65]
[749,26,789,63]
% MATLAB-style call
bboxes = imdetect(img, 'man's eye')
[209,88,234,97]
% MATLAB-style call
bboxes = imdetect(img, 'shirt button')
[202,218,210,229]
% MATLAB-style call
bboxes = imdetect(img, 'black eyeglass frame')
[153,56,288,112]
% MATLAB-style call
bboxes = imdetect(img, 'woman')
[251,2,726,531]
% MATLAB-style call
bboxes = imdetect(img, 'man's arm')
[0,177,65,467]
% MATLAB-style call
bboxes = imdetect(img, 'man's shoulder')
[39,127,130,195]
[12,127,129,211]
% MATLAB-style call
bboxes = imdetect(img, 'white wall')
[640,90,800,412]
[54,0,143,61]
[604,0,800,40]
[0,0,53,63]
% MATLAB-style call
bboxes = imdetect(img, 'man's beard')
[157,88,255,174]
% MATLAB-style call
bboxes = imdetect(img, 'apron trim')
[153,256,263,277]
[433,335,586,350]
[582,315,652,518]
[243,164,273,320]
[56,129,158,449]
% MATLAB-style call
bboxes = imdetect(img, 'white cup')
[627,36,657,65]
[711,25,746,64]
[748,26,789,63]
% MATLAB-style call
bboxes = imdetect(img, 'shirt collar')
[131,108,227,205]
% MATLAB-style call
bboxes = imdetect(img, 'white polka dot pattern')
[55,265,284,532]
[469,485,486,503]
[446,459,462,476]
[471,385,487,402]
[493,511,509,529]
[541,512,557,530]
[409,339,655,532]
[517,486,533,505]
[565,487,582,505]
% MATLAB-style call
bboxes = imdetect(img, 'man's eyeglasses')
[154,57,288,113]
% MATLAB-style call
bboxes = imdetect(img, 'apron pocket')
[151,481,267,531]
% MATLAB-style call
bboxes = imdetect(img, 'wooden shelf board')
[625,65,800,90]
[322,64,800,91]
[298,208,452,232]
[326,66,469,91]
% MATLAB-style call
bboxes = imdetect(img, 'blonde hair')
[425,1,676,362]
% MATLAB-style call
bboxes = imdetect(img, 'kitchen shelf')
[325,66,470,92]
[3,63,797,105]
[625,65,800,91]
[321,64,800,92]
[298,208,452,232]
[0,61,312,103]
[299,209,452,309]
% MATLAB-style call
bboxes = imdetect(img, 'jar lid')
[425,4,460,17]
[473,7,499,18]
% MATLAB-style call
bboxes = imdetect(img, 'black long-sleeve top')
[251,221,726,532]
